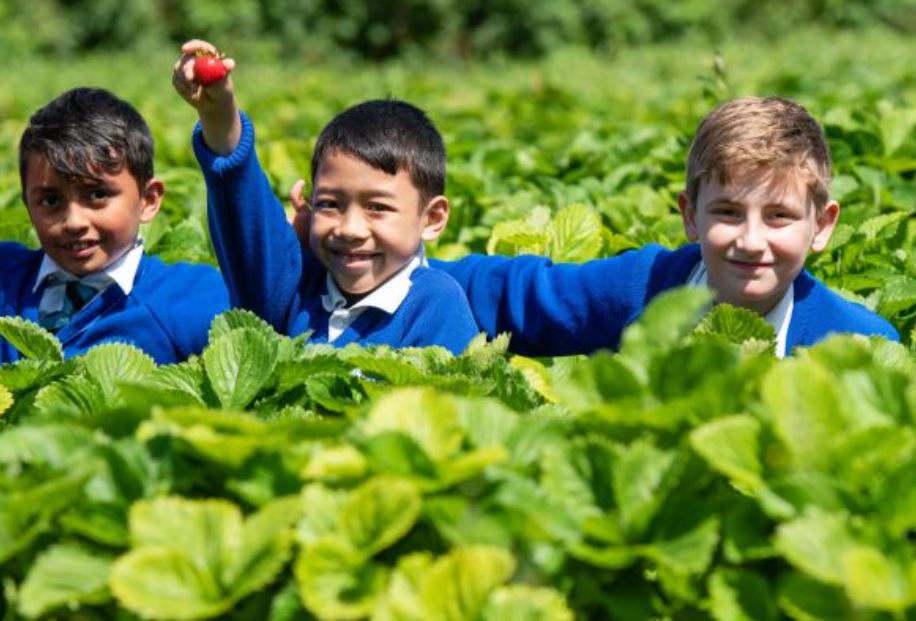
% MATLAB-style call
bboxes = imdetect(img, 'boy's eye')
[366,202,393,213]
[87,189,111,203]
[313,199,338,210]
[37,195,61,209]
[711,206,739,218]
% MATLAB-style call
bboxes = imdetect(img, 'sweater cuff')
[192,111,255,175]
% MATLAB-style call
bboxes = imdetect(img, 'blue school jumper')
[432,243,899,357]
[192,113,478,355]
[0,242,229,364]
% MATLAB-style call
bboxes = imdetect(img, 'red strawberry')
[193,54,228,87]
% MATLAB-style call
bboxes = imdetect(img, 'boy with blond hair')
[173,41,478,354]
[294,96,898,357]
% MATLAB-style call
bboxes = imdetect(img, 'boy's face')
[308,150,448,298]
[679,167,838,315]
[23,154,163,276]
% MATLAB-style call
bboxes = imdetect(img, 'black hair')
[311,99,445,201]
[19,87,154,195]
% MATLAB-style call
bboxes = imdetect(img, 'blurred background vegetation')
[1,0,914,60]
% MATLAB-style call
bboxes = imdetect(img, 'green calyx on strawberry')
[193,52,228,87]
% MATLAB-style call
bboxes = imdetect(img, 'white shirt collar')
[322,249,427,315]
[321,249,427,342]
[32,239,144,295]
[686,259,794,358]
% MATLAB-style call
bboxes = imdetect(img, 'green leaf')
[203,328,279,409]
[693,304,776,345]
[372,552,432,621]
[363,388,463,462]
[138,406,269,467]
[858,211,908,241]
[209,308,280,341]
[419,546,516,621]
[340,477,422,558]
[486,219,548,256]
[540,444,599,525]
[302,445,368,482]
[110,548,227,620]
[296,537,388,620]
[18,543,114,619]
[613,441,676,538]
[481,585,574,621]
[877,100,916,155]
[777,571,851,621]
[620,287,713,374]
[0,382,11,416]
[0,316,63,361]
[112,496,296,620]
[774,509,858,585]
[32,375,107,420]
[842,546,916,612]
[643,518,720,576]
[762,359,847,469]
[227,496,300,596]
[690,415,764,492]
[82,342,156,398]
[0,423,94,468]
[708,568,777,621]
[0,463,95,563]
[877,276,916,316]
[546,203,603,263]
[296,484,349,546]
[0,359,72,393]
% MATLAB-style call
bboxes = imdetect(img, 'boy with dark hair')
[173,40,477,354]
[290,96,898,357]
[1,87,229,364]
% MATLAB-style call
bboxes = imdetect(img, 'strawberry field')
[1,25,916,620]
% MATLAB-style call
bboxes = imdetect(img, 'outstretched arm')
[174,41,314,333]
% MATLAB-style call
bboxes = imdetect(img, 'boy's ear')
[420,195,449,242]
[678,191,699,242]
[289,179,309,213]
[810,200,840,252]
[139,178,165,224]
[289,179,311,243]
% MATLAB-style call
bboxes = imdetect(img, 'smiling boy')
[0,87,229,363]
[417,97,898,357]
[173,41,477,353]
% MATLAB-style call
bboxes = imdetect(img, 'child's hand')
[289,179,311,245]
[173,39,241,155]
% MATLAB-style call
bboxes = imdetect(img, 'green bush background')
[2,0,915,59]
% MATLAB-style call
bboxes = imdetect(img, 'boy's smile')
[308,150,448,300]
[680,168,839,315]
[23,154,162,276]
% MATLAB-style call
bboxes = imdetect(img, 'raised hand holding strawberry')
[172,39,241,156]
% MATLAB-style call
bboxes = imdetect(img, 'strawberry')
[193,53,228,87]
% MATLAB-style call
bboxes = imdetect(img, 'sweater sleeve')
[430,245,673,356]
[193,114,319,333]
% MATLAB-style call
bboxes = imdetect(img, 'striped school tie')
[38,277,100,333]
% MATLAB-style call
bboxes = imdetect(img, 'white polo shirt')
[686,260,793,358]
[321,251,427,343]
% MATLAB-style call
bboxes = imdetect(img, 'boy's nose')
[61,203,91,231]
[736,221,766,253]
[336,209,370,240]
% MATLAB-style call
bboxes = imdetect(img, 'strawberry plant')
[0,26,915,620]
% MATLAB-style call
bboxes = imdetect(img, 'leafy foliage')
[1,25,916,620]
[0,291,913,619]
